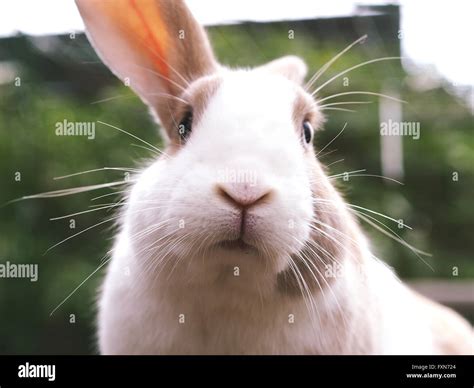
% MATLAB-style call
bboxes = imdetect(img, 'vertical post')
[379,87,404,181]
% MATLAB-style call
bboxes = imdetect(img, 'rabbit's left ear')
[75,0,218,142]
[257,56,307,85]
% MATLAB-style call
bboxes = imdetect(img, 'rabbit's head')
[77,0,348,288]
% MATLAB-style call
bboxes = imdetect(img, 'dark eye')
[178,110,193,141]
[302,120,313,144]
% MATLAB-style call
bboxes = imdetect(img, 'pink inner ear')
[123,0,171,90]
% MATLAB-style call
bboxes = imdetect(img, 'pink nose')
[215,182,273,209]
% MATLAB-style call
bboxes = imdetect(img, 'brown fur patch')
[292,91,323,134]
[277,151,362,297]
[163,74,222,149]
[182,75,222,128]
[278,87,358,297]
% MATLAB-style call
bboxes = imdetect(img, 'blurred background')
[0,0,472,354]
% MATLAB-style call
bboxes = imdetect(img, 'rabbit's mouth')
[217,238,256,253]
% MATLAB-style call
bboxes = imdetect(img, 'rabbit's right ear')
[76,0,218,143]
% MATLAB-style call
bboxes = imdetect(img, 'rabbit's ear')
[76,0,218,142]
[257,56,307,85]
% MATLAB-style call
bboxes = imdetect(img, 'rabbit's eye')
[302,120,313,144]
[178,111,193,141]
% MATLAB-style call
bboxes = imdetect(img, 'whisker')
[91,190,128,202]
[43,216,120,255]
[353,210,431,257]
[111,21,192,90]
[325,158,344,168]
[321,107,356,113]
[316,122,347,156]
[355,212,434,271]
[308,225,349,266]
[312,57,402,96]
[318,91,407,104]
[311,218,363,252]
[90,94,132,105]
[49,204,122,221]
[54,167,139,180]
[343,173,404,185]
[291,250,323,320]
[319,101,372,108]
[3,181,131,207]
[326,169,366,179]
[286,256,321,332]
[97,120,165,156]
[143,92,188,104]
[50,254,112,316]
[314,197,412,230]
[129,63,188,94]
[295,239,349,329]
[130,143,161,156]
[166,232,200,281]
[141,50,191,88]
[305,35,368,91]
[317,148,338,159]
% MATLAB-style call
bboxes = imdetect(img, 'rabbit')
[75,0,473,355]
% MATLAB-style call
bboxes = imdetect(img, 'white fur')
[98,70,440,355]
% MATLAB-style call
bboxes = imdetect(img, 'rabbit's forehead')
[196,71,303,140]
[220,71,297,112]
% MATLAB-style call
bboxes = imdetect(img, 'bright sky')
[0,0,473,88]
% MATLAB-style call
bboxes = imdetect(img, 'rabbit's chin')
[126,211,311,285]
